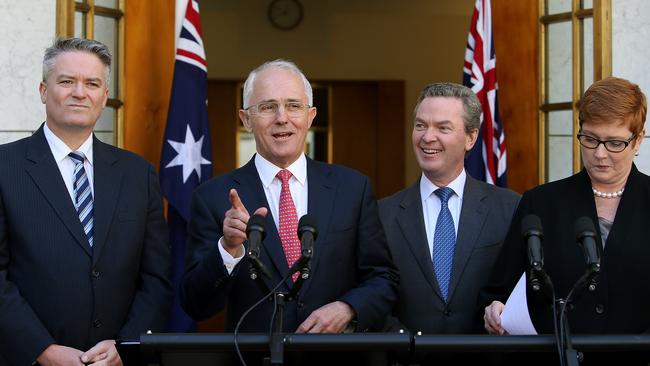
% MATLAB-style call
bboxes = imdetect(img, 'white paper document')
[500,272,538,335]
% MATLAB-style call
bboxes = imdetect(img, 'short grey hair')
[414,82,482,133]
[242,59,313,109]
[42,37,112,84]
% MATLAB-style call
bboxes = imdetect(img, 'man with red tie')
[180,59,398,334]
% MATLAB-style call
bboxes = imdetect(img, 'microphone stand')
[266,253,313,366]
[557,264,600,366]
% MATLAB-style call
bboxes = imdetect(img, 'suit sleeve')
[118,165,173,338]
[477,191,529,312]
[180,187,237,321]
[0,184,54,365]
[338,176,399,331]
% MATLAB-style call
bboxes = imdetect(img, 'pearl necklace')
[592,187,625,199]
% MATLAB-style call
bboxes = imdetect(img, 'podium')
[117,333,650,366]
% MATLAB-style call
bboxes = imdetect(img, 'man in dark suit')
[0,38,172,365]
[379,83,519,334]
[181,60,398,334]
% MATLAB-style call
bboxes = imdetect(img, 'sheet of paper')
[500,272,538,335]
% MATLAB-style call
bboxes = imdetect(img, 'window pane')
[547,0,571,14]
[547,21,573,103]
[306,130,315,159]
[548,110,573,135]
[582,17,594,93]
[548,136,573,182]
[582,0,593,9]
[238,132,256,168]
[74,11,85,38]
[638,137,650,175]
[94,0,118,8]
[94,15,118,98]
[94,132,114,145]
[95,107,115,133]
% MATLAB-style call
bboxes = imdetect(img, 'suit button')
[298,301,305,309]
[443,309,451,317]
[91,270,100,279]
[93,319,102,328]
[595,304,605,315]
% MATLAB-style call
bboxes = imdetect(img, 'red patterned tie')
[277,169,301,281]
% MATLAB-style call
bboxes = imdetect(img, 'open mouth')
[273,132,294,140]
[421,147,442,155]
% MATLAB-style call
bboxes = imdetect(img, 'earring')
[635,151,640,156]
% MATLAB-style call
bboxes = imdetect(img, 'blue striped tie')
[69,152,94,247]
[433,187,456,301]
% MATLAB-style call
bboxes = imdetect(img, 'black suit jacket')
[480,165,650,334]
[379,175,519,334]
[180,156,398,332]
[0,126,172,365]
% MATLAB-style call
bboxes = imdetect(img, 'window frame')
[538,0,611,183]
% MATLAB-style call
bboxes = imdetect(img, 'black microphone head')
[575,216,597,240]
[298,214,318,240]
[246,214,266,237]
[521,214,543,238]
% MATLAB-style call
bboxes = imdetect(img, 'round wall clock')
[268,0,303,30]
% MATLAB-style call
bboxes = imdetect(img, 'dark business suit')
[481,165,650,335]
[379,175,519,334]
[0,126,172,366]
[181,156,398,333]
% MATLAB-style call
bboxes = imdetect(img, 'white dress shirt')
[219,153,308,273]
[420,169,466,260]
[43,122,94,204]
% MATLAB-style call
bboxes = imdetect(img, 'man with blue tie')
[0,38,172,365]
[379,82,519,334]
[181,59,398,335]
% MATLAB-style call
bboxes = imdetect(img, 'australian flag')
[463,0,507,187]
[160,0,212,332]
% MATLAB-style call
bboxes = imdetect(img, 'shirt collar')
[420,169,466,201]
[254,153,307,188]
[43,122,94,165]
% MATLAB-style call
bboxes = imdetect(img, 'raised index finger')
[229,189,248,214]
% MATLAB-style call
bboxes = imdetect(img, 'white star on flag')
[165,125,211,183]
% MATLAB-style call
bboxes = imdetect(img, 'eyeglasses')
[576,133,636,153]
[246,101,311,118]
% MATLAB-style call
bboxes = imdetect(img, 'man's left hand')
[296,301,355,333]
[80,340,122,366]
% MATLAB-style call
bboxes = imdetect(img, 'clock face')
[268,0,303,30]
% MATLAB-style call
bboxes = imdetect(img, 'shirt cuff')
[218,237,245,275]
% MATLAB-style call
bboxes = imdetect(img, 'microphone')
[297,215,318,259]
[522,214,544,272]
[246,214,266,259]
[289,215,317,276]
[574,217,601,273]
[522,214,545,292]
[246,214,271,280]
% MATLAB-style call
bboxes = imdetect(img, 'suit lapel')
[91,138,122,264]
[396,180,443,298]
[25,126,92,257]
[447,176,488,301]
[299,159,336,295]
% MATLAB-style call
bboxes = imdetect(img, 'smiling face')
[238,67,316,168]
[412,96,478,186]
[580,120,644,190]
[39,50,108,139]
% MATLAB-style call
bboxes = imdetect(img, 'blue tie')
[433,187,456,301]
[69,152,94,247]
